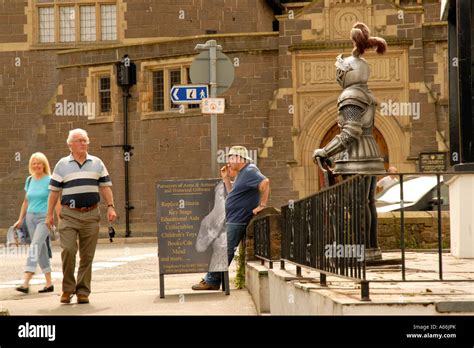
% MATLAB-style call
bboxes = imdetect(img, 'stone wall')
[378,211,450,249]
[124,0,275,38]
[0,0,27,43]
[0,49,59,229]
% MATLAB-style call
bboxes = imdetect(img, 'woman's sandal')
[15,286,29,294]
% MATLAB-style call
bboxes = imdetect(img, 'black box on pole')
[116,60,136,87]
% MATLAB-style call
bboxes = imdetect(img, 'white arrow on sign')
[173,88,179,101]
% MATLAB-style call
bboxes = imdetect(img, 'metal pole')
[209,40,218,177]
[123,86,133,237]
[400,175,405,281]
[436,174,443,280]
[159,273,165,298]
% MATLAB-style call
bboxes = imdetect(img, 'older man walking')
[192,146,270,290]
[45,128,116,304]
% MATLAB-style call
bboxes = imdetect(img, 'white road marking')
[0,251,156,289]
[110,253,155,262]
[92,261,127,269]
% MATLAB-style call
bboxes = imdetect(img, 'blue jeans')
[24,212,52,274]
[204,223,247,286]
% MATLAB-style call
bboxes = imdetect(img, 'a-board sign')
[156,179,228,276]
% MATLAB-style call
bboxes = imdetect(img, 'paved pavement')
[0,241,257,315]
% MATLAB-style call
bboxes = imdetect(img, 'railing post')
[400,175,406,281]
[320,273,327,287]
[437,173,443,280]
[361,280,370,301]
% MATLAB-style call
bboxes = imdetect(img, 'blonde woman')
[14,152,59,294]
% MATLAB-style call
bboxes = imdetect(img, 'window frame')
[59,5,76,43]
[152,70,165,112]
[168,68,182,111]
[98,76,112,114]
[80,4,97,42]
[86,65,118,124]
[38,6,55,43]
[34,0,118,46]
[100,3,117,41]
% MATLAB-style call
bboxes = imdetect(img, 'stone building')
[0,0,448,236]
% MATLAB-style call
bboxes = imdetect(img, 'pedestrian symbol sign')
[170,85,209,104]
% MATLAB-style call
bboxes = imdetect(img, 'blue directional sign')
[170,85,208,104]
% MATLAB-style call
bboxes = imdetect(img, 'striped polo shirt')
[49,153,112,208]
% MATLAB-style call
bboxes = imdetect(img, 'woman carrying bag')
[14,152,60,294]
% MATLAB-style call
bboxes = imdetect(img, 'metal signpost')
[161,40,234,297]
[189,40,234,176]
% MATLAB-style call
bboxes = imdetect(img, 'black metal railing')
[397,173,445,281]
[277,171,474,301]
[253,216,273,267]
[281,174,370,299]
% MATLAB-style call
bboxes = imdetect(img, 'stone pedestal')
[446,173,474,259]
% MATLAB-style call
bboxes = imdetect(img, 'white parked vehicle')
[376,176,448,213]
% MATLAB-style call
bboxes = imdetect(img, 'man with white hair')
[45,128,116,304]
